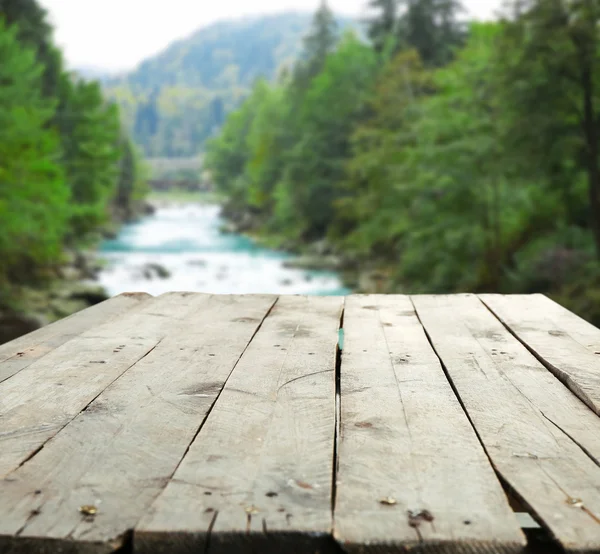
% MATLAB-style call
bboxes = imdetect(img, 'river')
[97,203,350,297]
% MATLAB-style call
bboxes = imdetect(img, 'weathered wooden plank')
[0,294,276,554]
[475,295,600,465]
[480,293,600,415]
[0,293,152,384]
[413,294,600,553]
[481,293,600,353]
[135,295,343,554]
[335,295,524,553]
[0,292,210,478]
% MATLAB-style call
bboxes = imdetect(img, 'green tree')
[278,33,378,239]
[395,24,521,291]
[57,77,122,237]
[245,83,288,216]
[400,0,465,66]
[0,21,69,289]
[205,83,266,211]
[367,0,399,53]
[333,50,431,257]
[499,0,600,258]
[0,0,63,97]
[2,0,139,239]
[114,137,149,221]
[295,0,339,84]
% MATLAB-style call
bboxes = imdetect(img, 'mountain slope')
[106,12,356,158]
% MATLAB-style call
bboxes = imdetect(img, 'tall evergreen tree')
[115,138,136,219]
[499,0,600,258]
[0,0,63,97]
[367,0,399,53]
[278,34,378,239]
[2,0,130,240]
[399,0,465,66]
[114,137,148,222]
[299,0,339,81]
[57,77,121,237]
[0,21,69,287]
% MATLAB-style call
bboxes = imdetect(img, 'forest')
[0,0,147,336]
[206,0,600,324]
[106,13,356,157]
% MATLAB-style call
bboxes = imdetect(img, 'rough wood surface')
[0,292,207,477]
[335,295,524,554]
[0,294,275,554]
[480,293,600,416]
[413,294,600,553]
[0,293,152,384]
[475,295,600,465]
[4,292,600,554]
[481,293,600,354]
[135,295,343,554]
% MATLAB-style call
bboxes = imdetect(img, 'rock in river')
[139,263,172,280]
[283,255,343,271]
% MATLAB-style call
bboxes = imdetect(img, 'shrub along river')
[97,203,350,297]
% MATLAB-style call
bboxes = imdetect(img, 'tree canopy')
[0,1,147,300]
[206,0,600,324]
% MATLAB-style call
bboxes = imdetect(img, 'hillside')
[106,12,356,158]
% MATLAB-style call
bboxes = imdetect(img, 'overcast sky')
[39,0,502,72]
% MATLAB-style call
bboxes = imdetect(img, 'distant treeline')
[206,0,600,323]
[0,0,147,302]
[105,13,358,157]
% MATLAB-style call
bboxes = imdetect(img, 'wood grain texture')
[0,292,206,477]
[0,293,152,384]
[479,293,600,416]
[335,295,524,554]
[413,294,600,553]
[474,295,600,466]
[135,295,343,554]
[0,294,276,554]
[480,293,600,354]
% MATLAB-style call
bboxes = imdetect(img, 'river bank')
[0,194,361,346]
[0,250,109,344]
[0,203,154,345]
[219,204,396,295]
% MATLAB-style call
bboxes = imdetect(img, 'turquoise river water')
[97,203,350,297]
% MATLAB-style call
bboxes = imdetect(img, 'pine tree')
[499,0,600,258]
[367,0,399,53]
[300,0,339,81]
[0,0,64,97]
[280,34,378,239]
[400,0,465,66]
[114,137,148,222]
[57,78,121,237]
[115,138,136,219]
[2,0,130,240]
[0,21,69,287]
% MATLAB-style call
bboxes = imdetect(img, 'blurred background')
[1,0,598,344]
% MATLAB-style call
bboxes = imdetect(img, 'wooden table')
[1,292,600,554]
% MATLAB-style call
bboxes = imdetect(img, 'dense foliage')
[206,0,600,324]
[0,0,147,300]
[106,13,358,157]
